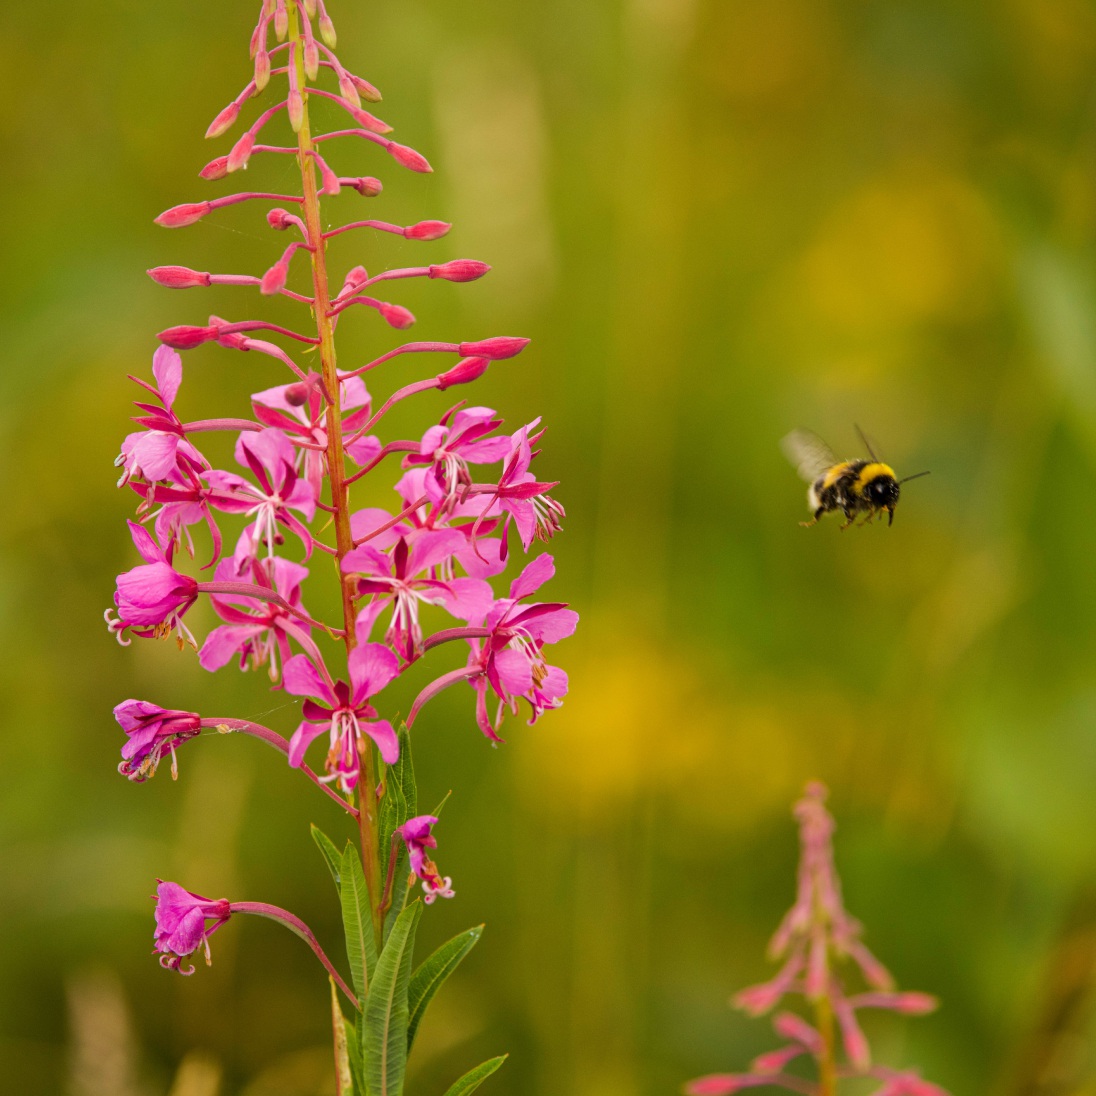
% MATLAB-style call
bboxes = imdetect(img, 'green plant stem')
[289,6,384,953]
[814,992,837,1096]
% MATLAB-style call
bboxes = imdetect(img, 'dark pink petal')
[288,720,328,767]
[127,519,166,565]
[283,655,335,706]
[509,553,554,600]
[198,624,263,671]
[363,718,399,764]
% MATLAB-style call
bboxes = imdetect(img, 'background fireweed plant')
[107,1,576,1092]
[686,784,948,1096]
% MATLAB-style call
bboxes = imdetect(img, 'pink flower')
[251,372,380,498]
[403,405,510,513]
[116,346,208,494]
[198,552,310,681]
[397,815,455,904]
[283,635,400,792]
[344,528,493,661]
[205,428,317,559]
[870,1072,951,1096]
[115,699,202,782]
[473,421,564,552]
[108,521,199,647]
[465,553,577,741]
[153,881,231,974]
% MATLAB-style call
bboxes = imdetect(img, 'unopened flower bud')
[274,0,289,40]
[429,260,491,283]
[340,265,368,296]
[267,207,295,230]
[404,220,451,241]
[378,302,415,329]
[283,381,310,406]
[304,39,320,80]
[458,336,530,360]
[158,324,216,349]
[288,89,304,132]
[338,72,361,109]
[318,13,337,47]
[437,356,490,390]
[345,176,382,197]
[155,202,212,228]
[387,141,432,173]
[205,100,241,139]
[348,106,390,135]
[302,0,317,16]
[351,74,382,102]
[254,49,271,91]
[227,131,256,172]
[199,155,230,180]
[261,259,289,295]
[147,266,212,289]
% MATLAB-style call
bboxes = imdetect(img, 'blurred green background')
[4,0,1096,1093]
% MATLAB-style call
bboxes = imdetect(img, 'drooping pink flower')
[465,553,577,741]
[344,528,493,661]
[397,814,455,903]
[205,427,317,558]
[283,633,400,792]
[114,699,202,782]
[199,552,310,681]
[108,521,199,647]
[471,421,564,552]
[153,881,231,974]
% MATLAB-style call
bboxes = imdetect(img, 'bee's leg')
[859,509,876,527]
[839,508,855,530]
[800,506,825,528]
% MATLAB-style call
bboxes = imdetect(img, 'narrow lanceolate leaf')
[331,978,354,1096]
[379,724,417,877]
[441,1055,507,1096]
[407,925,484,1051]
[364,902,421,1096]
[341,846,378,1006]
[313,824,344,891]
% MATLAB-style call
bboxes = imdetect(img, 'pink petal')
[199,625,261,671]
[347,642,401,704]
[493,648,534,697]
[127,520,165,565]
[442,578,495,623]
[363,718,399,764]
[510,553,554,600]
[151,345,183,407]
[407,529,465,576]
[288,720,328,767]
[283,655,334,704]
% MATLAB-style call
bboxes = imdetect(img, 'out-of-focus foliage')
[3,0,1096,1093]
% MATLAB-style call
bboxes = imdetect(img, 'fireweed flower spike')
[685,783,949,1096]
[111,1,573,1087]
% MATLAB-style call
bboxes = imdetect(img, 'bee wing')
[781,429,839,483]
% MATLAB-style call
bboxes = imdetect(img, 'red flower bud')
[338,73,362,109]
[304,39,320,80]
[429,260,491,283]
[404,220,451,241]
[437,356,490,390]
[387,141,432,173]
[349,106,391,135]
[351,74,382,103]
[260,260,289,296]
[458,336,530,360]
[318,13,337,47]
[283,381,310,406]
[346,176,383,197]
[267,208,296,230]
[254,49,271,91]
[227,131,256,173]
[158,325,216,349]
[147,266,212,289]
[205,100,241,139]
[199,155,230,180]
[155,202,212,228]
[378,303,416,329]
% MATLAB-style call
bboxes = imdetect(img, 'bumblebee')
[782,427,929,529]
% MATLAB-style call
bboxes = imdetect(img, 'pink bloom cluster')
[686,784,948,1096]
[110,0,576,973]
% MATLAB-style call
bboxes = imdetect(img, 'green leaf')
[407,925,484,1051]
[331,978,354,1096]
[379,725,417,875]
[364,901,421,1096]
[341,846,378,1006]
[312,824,344,892]
[440,1056,507,1096]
